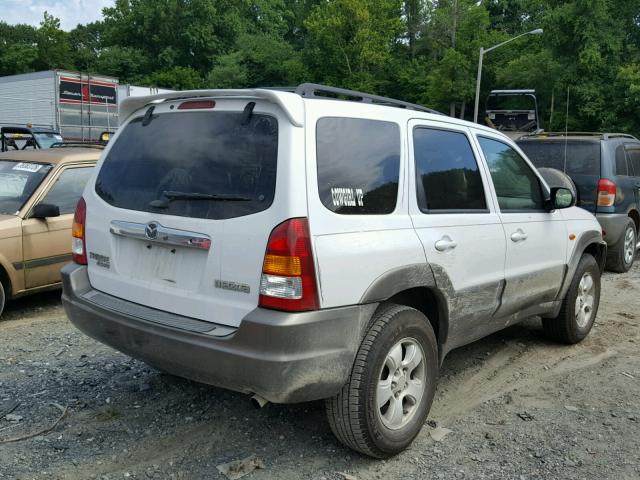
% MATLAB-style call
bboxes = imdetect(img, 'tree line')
[0,0,638,133]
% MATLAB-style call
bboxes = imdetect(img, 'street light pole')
[473,28,543,124]
[473,47,485,125]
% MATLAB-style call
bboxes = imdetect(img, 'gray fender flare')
[359,263,449,346]
[548,229,606,317]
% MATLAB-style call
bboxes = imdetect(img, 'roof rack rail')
[519,132,639,141]
[603,133,637,140]
[519,132,603,139]
[294,83,442,115]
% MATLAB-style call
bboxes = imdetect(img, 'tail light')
[597,179,617,207]
[177,100,216,110]
[259,218,319,312]
[72,197,87,265]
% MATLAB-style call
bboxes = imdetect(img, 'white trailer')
[118,84,173,99]
[0,70,119,141]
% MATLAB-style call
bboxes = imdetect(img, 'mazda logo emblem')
[145,222,158,239]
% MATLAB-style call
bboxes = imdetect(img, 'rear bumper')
[596,213,630,245]
[61,264,375,403]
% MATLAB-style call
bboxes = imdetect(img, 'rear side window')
[413,128,487,212]
[626,148,640,177]
[95,111,278,220]
[517,140,601,176]
[615,145,629,176]
[479,137,544,211]
[41,167,93,214]
[316,118,400,214]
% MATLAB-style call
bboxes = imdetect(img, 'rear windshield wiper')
[149,190,252,208]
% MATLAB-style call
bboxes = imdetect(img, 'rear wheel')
[326,304,438,458]
[0,281,5,317]
[543,254,600,344]
[607,218,636,273]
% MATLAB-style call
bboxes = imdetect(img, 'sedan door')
[21,165,94,289]
[474,133,567,317]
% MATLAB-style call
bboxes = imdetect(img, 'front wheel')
[326,304,438,458]
[543,254,601,344]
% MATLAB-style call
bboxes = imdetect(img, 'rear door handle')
[510,229,528,243]
[435,236,457,252]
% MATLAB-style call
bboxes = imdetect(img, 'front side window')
[414,128,487,212]
[95,111,278,220]
[478,137,544,212]
[0,161,53,214]
[316,118,400,215]
[41,167,94,214]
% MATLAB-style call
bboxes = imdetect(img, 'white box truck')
[0,70,119,142]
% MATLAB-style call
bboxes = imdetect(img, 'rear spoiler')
[119,89,305,128]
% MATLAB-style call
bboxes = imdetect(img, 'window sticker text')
[331,187,364,208]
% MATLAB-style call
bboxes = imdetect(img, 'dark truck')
[1,126,63,152]
[518,133,640,272]
[485,90,541,139]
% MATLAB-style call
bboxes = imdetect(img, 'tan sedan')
[0,147,100,315]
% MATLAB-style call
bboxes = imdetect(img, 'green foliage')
[0,0,638,134]
[304,0,403,90]
[144,66,203,89]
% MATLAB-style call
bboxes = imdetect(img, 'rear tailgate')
[83,96,304,328]
[518,139,601,212]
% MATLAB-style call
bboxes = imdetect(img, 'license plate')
[132,243,179,284]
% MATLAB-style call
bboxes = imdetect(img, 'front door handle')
[435,236,458,252]
[511,229,528,243]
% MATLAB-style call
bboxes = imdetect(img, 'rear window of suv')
[517,140,601,176]
[95,110,278,220]
[316,118,400,214]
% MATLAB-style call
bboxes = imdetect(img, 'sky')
[1,0,115,31]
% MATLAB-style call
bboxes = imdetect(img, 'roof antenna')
[563,87,570,174]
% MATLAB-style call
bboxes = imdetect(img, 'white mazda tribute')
[62,84,606,458]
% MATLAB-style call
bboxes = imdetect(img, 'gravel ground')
[0,264,639,480]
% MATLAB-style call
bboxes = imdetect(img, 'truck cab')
[1,126,63,152]
[485,89,541,139]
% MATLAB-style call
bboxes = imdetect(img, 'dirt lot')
[1,265,639,480]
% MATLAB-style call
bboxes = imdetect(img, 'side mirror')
[549,187,575,210]
[31,203,60,219]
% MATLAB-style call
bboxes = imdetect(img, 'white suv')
[62,84,606,458]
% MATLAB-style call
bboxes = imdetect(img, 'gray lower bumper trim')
[81,290,235,336]
[61,264,376,403]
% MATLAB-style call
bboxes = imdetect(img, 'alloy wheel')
[376,338,426,430]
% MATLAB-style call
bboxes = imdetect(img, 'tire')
[606,218,637,273]
[326,304,438,458]
[0,281,5,317]
[542,254,600,344]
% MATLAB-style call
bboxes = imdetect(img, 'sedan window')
[0,161,53,214]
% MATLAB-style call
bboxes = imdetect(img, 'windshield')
[95,110,279,220]
[0,160,53,214]
[34,132,64,148]
[518,140,601,176]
